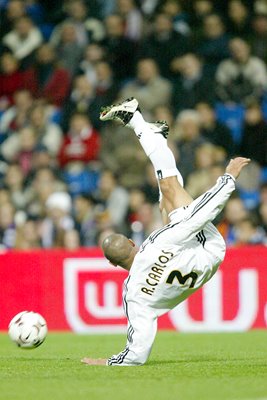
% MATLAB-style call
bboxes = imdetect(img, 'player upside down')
[81,98,250,366]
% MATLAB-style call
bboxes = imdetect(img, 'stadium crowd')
[0,0,267,250]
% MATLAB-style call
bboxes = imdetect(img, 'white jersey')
[107,174,235,366]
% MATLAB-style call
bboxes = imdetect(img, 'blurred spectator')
[0,0,26,39]
[61,74,98,130]
[15,219,41,249]
[195,13,230,76]
[74,194,97,246]
[227,0,251,38]
[129,202,161,246]
[50,0,105,48]
[100,123,147,187]
[259,201,267,233]
[59,112,100,169]
[0,201,16,248]
[95,0,117,19]
[1,123,32,174]
[0,53,26,109]
[234,215,267,245]
[185,143,225,198]
[63,228,81,250]
[119,58,172,117]
[94,61,119,109]
[92,63,118,119]
[254,0,267,15]
[216,37,267,104]
[140,0,161,18]
[62,67,118,130]
[191,0,214,32]
[1,126,36,169]
[27,167,66,219]
[40,191,74,248]
[116,0,143,41]
[16,127,39,175]
[30,144,56,173]
[28,104,62,156]
[77,43,105,87]
[63,165,100,197]
[50,21,84,76]
[2,16,43,70]
[95,169,129,231]
[196,102,235,156]
[0,187,11,207]
[250,13,267,63]
[139,12,189,78]
[161,0,190,36]
[101,14,136,82]
[0,0,44,32]
[171,53,214,113]
[217,196,249,245]
[239,101,267,166]
[215,0,253,19]
[4,163,30,209]
[259,182,267,204]
[126,187,146,229]
[175,110,206,181]
[0,89,33,138]
[25,44,71,107]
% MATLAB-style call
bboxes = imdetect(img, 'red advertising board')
[0,247,266,332]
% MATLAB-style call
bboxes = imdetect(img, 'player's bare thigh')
[159,176,193,215]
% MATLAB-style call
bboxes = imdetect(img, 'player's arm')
[225,157,251,179]
[106,307,157,366]
[81,302,157,367]
[179,157,250,236]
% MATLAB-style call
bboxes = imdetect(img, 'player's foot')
[100,97,139,125]
[148,120,169,139]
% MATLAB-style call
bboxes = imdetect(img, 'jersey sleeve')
[107,296,157,366]
[179,173,235,239]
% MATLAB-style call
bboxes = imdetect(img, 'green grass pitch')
[0,331,266,400]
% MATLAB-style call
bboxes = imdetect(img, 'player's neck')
[121,248,138,271]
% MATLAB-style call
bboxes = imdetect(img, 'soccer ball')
[8,311,47,349]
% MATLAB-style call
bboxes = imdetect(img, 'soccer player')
[81,98,250,366]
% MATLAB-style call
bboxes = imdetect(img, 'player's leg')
[159,176,193,216]
[100,98,193,215]
[128,109,193,214]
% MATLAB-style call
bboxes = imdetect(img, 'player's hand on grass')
[81,357,107,366]
[225,157,251,179]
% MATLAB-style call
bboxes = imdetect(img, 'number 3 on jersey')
[166,270,198,288]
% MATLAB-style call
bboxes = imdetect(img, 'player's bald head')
[102,233,135,269]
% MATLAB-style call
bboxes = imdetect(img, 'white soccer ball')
[8,311,47,349]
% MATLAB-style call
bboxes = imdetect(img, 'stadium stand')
[0,0,267,249]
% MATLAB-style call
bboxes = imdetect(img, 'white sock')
[129,111,184,187]
[128,111,156,156]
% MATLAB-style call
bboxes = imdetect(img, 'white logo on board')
[63,258,126,333]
